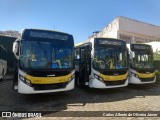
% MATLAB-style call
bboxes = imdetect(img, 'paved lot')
[0,75,160,119]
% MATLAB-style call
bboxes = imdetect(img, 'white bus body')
[75,38,129,88]
[127,44,156,84]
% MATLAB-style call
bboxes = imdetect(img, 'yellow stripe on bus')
[136,72,155,78]
[99,72,128,81]
[25,74,72,84]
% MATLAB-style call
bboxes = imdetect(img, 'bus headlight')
[94,74,99,79]
[68,74,75,84]
[94,74,104,82]
[131,72,139,78]
[99,77,103,81]
[19,75,25,81]
[135,75,139,78]
[25,79,31,86]
[19,75,31,86]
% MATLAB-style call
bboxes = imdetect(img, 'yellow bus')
[127,44,156,84]
[12,29,75,94]
[75,38,129,88]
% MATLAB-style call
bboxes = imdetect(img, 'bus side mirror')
[13,42,19,59]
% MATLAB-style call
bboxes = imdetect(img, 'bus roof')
[75,42,83,47]
[95,37,126,42]
[74,42,92,48]
[21,28,72,36]
[20,28,74,41]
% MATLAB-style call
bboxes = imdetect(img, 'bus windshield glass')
[130,50,154,69]
[19,40,74,69]
[93,46,128,70]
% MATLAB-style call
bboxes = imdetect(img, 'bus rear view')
[13,29,75,94]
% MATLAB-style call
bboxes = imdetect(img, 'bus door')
[13,41,19,90]
[79,45,91,86]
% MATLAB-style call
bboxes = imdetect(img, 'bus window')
[75,48,80,60]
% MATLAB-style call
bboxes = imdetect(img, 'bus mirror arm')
[13,42,19,60]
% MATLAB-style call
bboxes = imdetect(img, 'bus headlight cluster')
[131,72,139,78]
[68,74,75,84]
[94,74,104,82]
[19,75,31,86]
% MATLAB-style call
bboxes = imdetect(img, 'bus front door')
[78,45,91,87]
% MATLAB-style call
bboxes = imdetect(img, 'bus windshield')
[130,50,154,69]
[93,46,128,70]
[19,40,74,69]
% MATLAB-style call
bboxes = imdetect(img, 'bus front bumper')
[18,79,75,94]
[129,76,156,84]
[89,78,128,89]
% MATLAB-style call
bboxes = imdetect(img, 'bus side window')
[75,48,80,60]
[81,48,85,62]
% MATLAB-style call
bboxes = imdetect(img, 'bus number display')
[99,39,123,46]
[133,45,151,50]
[30,31,68,40]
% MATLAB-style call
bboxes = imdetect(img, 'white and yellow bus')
[75,38,129,88]
[13,29,75,94]
[127,44,156,84]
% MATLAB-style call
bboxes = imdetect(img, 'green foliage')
[154,53,160,61]
[154,60,160,70]
[156,71,160,81]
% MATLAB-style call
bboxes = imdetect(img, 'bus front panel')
[129,44,156,84]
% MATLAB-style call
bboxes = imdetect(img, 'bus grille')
[104,79,126,86]
[32,82,67,90]
[140,77,155,82]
